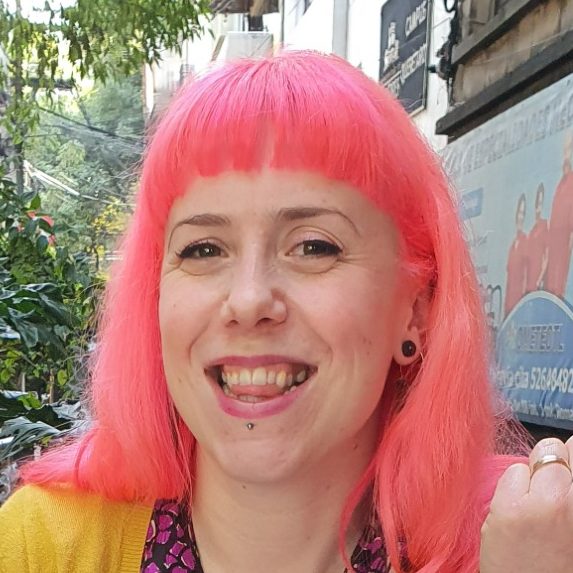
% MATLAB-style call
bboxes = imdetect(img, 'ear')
[392,291,428,366]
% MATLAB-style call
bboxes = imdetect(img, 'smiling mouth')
[207,363,317,403]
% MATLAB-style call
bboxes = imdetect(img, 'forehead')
[163,169,400,257]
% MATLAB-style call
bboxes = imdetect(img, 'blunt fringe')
[22,51,522,573]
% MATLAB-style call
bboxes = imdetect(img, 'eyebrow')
[277,207,359,235]
[168,206,359,246]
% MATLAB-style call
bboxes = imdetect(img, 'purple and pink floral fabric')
[141,499,389,572]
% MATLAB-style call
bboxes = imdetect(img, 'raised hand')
[480,437,573,573]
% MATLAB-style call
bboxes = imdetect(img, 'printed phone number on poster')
[497,367,573,394]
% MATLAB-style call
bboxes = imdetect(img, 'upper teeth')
[221,367,309,387]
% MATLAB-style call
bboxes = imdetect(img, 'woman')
[1,51,572,573]
[504,193,528,316]
[526,183,548,293]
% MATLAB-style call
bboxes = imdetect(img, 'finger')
[566,435,573,493]
[529,438,572,499]
[489,463,530,515]
[566,435,573,464]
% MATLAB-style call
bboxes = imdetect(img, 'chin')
[211,438,309,484]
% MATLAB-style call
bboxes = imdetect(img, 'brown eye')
[298,240,342,257]
[178,242,222,259]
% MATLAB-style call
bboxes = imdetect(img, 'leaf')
[29,195,41,211]
[6,307,35,323]
[56,369,68,386]
[0,318,20,340]
[0,392,29,422]
[24,219,38,235]
[0,290,16,302]
[36,234,49,252]
[37,219,54,234]
[54,324,70,340]
[39,294,74,326]
[17,393,42,410]
[33,323,65,354]
[0,417,61,462]
[21,191,37,205]
[0,392,78,427]
[23,283,59,294]
[12,320,39,348]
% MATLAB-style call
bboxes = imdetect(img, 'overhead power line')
[38,106,144,146]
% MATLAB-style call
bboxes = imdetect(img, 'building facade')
[146,1,453,151]
[439,0,573,432]
[283,0,453,150]
[144,2,281,117]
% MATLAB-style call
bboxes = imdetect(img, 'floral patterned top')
[141,499,390,573]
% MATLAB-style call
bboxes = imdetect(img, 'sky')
[6,0,75,23]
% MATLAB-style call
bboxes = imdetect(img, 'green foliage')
[0,0,210,169]
[26,76,143,260]
[0,0,211,84]
[0,391,81,463]
[0,178,103,395]
[0,391,75,427]
[0,417,61,462]
[56,0,211,82]
[0,0,210,480]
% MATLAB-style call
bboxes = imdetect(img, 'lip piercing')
[246,423,255,430]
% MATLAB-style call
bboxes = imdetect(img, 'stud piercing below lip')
[246,423,255,430]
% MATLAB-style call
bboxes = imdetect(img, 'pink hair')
[22,51,523,572]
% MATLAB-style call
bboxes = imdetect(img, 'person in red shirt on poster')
[505,193,528,316]
[526,183,549,293]
[546,133,573,298]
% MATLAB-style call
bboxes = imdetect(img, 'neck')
[191,423,378,573]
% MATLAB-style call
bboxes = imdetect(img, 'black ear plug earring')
[402,340,417,358]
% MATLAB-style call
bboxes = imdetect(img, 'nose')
[220,257,287,329]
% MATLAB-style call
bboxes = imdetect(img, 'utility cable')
[37,106,144,145]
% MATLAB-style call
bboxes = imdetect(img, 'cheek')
[301,270,400,357]
[158,280,217,429]
[158,277,218,361]
[158,289,184,354]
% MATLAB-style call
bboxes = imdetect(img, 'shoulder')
[0,484,152,573]
[0,484,69,534]
[1,482,82,515]
[1,482,150,524]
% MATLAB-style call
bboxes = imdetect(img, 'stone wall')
[453,0,573,104]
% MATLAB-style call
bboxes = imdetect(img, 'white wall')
[283,0,451,151]
[284,0,335,53]
[346,0,384,78]
[347,0,451,150]
[411,1,451,151]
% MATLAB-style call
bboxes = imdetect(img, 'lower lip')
[213,378,312,420]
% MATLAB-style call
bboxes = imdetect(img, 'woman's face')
[159,169,418,483]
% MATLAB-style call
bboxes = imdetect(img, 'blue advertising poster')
[443,74,573,429]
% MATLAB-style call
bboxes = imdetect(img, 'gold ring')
[531,454,571,477]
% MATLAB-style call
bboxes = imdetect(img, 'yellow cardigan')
[0,484,152,572]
